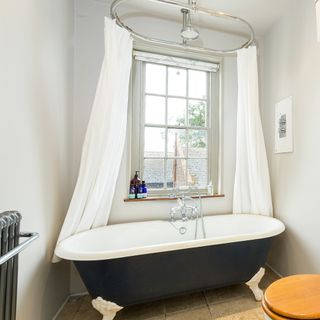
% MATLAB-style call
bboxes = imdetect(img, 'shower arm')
[110,0,255,55]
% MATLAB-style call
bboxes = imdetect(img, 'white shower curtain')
[233,46,273,216]
[53,18,132,262]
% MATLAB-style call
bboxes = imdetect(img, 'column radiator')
[0,211,38,320]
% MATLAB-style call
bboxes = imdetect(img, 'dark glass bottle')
[131,171,141,199]
[141,181,147,198]
[129,184,135,199]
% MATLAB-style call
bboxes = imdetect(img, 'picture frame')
[275,96,293,154]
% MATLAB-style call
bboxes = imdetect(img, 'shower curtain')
[233,46,273,216]
[53,18,132,262]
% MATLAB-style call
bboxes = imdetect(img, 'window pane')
[187,159,208,187]
[168,67,186,97]
[145,95,165,125]
[167,159,187,188]
[188,130,207,158]
[144,127,165,157]
[144,159,164,189]
[145,63,166,95]
[188,70,207,99]
[188,100,207,127]
[168,98,186,126]
[167,129,187,158]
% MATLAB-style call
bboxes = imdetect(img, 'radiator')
[0,211,38,320]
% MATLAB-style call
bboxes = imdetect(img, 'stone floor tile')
[209,295,261,318]
[166,306,212,320]
[205,284,251,306]
[213,307,264,320]
[164,292,207,314]
[79,295,95,311]
[56,296,83,320]
[73,308,101,320]
[114,300,165,320]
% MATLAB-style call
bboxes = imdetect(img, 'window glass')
[143,65,209,192]
[188,100,207,127]
[131,54,219,195]
[144,127,165,158]
[166,159,187,188]
[145,64,166,95]
[187,159,208,187]
[145,95,166,125]
[168,67,187,97]
[188,130,208,159]
[167,129,187,158]
[188,70,207,99]
[167,98,187,126]
[144,159,164,189]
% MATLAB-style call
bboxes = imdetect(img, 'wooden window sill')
[124,194,225,202]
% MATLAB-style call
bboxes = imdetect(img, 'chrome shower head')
[180,8,199,41]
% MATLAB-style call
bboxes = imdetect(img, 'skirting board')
[52,291,88,320]
[266,263,284,279]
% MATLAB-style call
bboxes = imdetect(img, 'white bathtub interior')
[56,214,285,261]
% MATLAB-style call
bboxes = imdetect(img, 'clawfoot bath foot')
[92,297,123,320]
[246,267,265,301]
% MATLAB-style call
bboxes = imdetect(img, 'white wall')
[0,1,74,319]
[71,0,243,292]
[261,0,320,275]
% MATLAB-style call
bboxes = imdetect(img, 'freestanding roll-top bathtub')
[56,214,285,315]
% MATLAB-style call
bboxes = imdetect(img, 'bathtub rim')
[55,214,285,261]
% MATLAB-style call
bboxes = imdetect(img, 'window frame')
[129,46,222,197]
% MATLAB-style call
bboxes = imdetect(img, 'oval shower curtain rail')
[110,0,255,55]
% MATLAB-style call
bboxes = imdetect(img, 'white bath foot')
[245,267,265,301]
[92,297,123,320]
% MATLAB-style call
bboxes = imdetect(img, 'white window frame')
[129,44,222,197]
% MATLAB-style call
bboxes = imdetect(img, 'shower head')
[180,8,199,41]
[181,25,199,41]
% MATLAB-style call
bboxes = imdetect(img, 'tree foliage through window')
[177,100,207,148]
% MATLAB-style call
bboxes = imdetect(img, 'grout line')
[163,300,167,317]
[203,291,213,317]
[70,297,83,320]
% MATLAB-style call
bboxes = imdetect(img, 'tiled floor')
[57,268,279,320]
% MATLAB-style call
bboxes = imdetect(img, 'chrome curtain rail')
[110,0,255,55]
[0,232,39,266]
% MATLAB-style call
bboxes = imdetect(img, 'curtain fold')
[233,46,273,216]
[53,18,132,262]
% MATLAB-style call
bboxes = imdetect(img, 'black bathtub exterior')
[74,237,273,306]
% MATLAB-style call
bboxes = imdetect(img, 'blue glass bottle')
[141,181,147,198]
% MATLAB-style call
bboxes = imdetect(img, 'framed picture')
[275,96,293,154]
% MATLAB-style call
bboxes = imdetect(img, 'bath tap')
[171,196,197,221]
[170,207,179,222]
[169,186,206,239]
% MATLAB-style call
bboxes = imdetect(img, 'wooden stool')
[262,275,320,320]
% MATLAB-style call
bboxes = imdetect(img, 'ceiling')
[104,0,292,37]
[188,0,291,36]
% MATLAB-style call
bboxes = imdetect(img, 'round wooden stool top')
[264,275,320,319]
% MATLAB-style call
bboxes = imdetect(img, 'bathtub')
[56,214,284,307]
